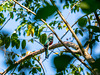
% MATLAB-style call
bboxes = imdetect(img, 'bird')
[44,33,53,58]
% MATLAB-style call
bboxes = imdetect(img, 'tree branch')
[50,0,85,55]
[63,49,81,55]
[1,41,80,75]
[33,57,45,75]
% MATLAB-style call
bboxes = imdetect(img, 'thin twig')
[0,0,15,30]
[66,0,81,19]
[0,47,23,58]
[58,0,81,40]
[33,57,45,75]
[61,14,87,40]
[28,39,44,47]
[0,17,11,30]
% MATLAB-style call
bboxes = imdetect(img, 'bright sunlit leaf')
[66,27,69,31]
[54,52,59,55]
[26,51,32,55]
[0,6,3,11]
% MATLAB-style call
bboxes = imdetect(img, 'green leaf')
[78,67,81,72]
[95,35,100,42]
[70,64,74,68]
[22,40,26,49]
[7,7,13,12]
[38,26,46,37]
[75,28,78,34]
[87,72,91,75]
[63,5,69,9]
[21,72,25,75]
[5,37,10,49]
[0,13,4,18]
[6,59,13,65]
[11,33,18,40]
[39,33,47,44]
[0,6,3,11]
[34,4,57,20]
[37,68,41,72]
[30,39,34,43]
[16,40,20,49]
[10,12,14,19]
[31,68,37,74]
[53,55,73,72]
[0,18,4,25]
[0,39,3,46]
[76,54,80,57]
[11,40,15,47]
[12,54,15,59]
[17,23,26,31]
[79,30,83,36]
[78,17,87,27]
[87,26,100,32]
[34,26,39,36]
[80,0,100,14]
[80,2,89,9]
[18,65,23,72]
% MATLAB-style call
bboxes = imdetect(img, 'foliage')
[80,0,100,14]
[53,55,73,74]
[0,0,100,75]
[34,2,57,20]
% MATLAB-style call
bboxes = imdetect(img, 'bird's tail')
[44,46,48,58]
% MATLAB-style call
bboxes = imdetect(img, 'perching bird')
[44,33,53,58]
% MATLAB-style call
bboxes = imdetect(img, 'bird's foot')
[45,55,49,59]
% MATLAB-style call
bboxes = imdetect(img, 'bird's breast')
[49,41,53,45]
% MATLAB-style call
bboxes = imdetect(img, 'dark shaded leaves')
[5,37,10,49]
[80,0,100,14]
[34,5,57,20]
[39,33,47,44]
[79,30,83,36]
[30,68,37,74]
[11,33,18,40]
[91,58,100,72]
[87,25,100,33]
[78,17,87,27]
[22,40,26,49]
[16,40,20,49]
[53,55,73,72]
[10,12,14,19]
[38,26,45,37]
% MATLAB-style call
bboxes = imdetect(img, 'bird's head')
[49,33,53,36]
